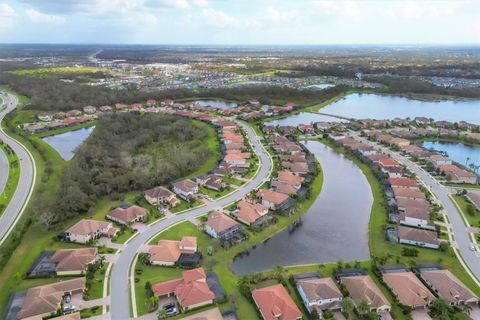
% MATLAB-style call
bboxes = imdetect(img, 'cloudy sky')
[0,0,479,45]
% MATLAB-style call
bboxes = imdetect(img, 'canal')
[230,140,372,274]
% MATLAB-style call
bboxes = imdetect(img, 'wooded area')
[42,113,213,225]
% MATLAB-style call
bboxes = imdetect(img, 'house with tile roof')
[152,268,215,311]
[50,248,97,276]
[296,277,343,313]
[106,205,148,226]
[204,211,243,241]
[64,219,119,244]
[235,200,270,227]
[340,275,391,313]
[397,226,439,249]
[149,236,198,266]
[252,284,302,320]
[382,271,435,309]
[144,186,179,208]
[16,278,86,319]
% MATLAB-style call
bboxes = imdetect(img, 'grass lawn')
[112,228,137,244]
[0,142,20,216]
[86,263,109,300]
[452,195,480,227]
[222,176,244,187]
[171,198,204,214]
[320,138,480,298]
[444,182,480,189]
[79,305,103,318]
[199,186,235,199]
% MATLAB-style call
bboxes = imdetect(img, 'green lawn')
[171,198,204,214]
[79,305,103,318]
[199,186,235,199]
[112,228,137,244]
[0,142,20,216]
[452,195,480,227]
[320,138,480,299]
[222,176,244,187]
[86,263,109,300]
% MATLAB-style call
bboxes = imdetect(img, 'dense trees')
[43,113,212,226]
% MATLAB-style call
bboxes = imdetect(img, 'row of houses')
[332,134,441,250]
[366,130,478,184]
[352,117,479,132]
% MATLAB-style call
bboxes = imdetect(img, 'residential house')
[235,200,270,226]
[388,177,418,189]
[149,236,198,266]
[16,278,86,319]
[144,186,179,208]
[37,113,53,122]
[415,117,430,126]
[252,284,302,320]
[392,187,426,201]
[179,307,223,320]
[382,271,436,308]
[65,219,119,244]
[420,269,479,306]
[296,277,343,312]
[205,211,243,241]
[466,191,480,210]
[83,105,96,114]
[256,189,290,210]
[390,138,410,148]
[196,174,226,191]
[397,226,439,249]
[152,268,215,311]
[49,248,97,276]
[173,179,199,201]
[340,275,391,313]
[429,154,452,167]
[106,205,148,225]
[298,124,315,134]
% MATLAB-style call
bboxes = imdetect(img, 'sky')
[0,0,479,45]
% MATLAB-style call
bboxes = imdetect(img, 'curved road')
[0,92,36,245]
[352,132,480,284]
[0,146,7,194]
[110,120,273,319]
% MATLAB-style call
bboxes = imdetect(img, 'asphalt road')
[109,120,273,319]
[0,92,36,245]
[0,146,8,195]
[352,132,480,283]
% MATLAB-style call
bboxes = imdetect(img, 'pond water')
[42,126,95,161]
[194,99,237,109]
[422,140,480,168]
[230,140,372,275]
[265,112,346,127]
[321,93,480,124]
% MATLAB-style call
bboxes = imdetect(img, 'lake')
[42,126,95,161]
[321,93,480,124]
[265,112,346,127]
[194,99,237,109]
[230,140,372,275]
[422,140,480,168]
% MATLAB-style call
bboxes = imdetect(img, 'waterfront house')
[340,275,391,313]
[252,284,302,320]
[296,277,343,312]
[382,271,435,309]
[420,269,479,306]
[205,211,243,241]
[397,226,439,249]
[235,200,270,226]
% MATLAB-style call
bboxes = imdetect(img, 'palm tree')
[356,299,370,316]
[465,157,470,167]
[341,297,355,319]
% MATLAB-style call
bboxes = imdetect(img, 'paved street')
[0,92,36,245]
[352,132,480,284]
[0,146,7,194]
[109,120,273,319]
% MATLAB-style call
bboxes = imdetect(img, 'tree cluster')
[43,113,212,226]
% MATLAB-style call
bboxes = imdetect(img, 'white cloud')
[201,8,241,28]
[0,3,15,17]
[382,1,457,21]
[266,5,298,23]
[25,8,66,23]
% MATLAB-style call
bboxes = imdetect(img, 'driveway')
[411,309,432,320]
[109,119,273,319]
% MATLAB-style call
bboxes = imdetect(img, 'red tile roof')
[252,284,302,320]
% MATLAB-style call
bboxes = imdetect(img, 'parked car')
[63,305,76,313]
